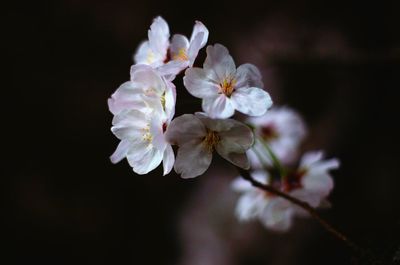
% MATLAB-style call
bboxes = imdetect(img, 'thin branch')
[236,166,379,263]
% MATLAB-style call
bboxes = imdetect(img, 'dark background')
[4,0,400,264]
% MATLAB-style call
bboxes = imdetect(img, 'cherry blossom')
[183,44,272,119]
[110,98,175,175]
[247,106,307,168]
[108,65,176,175]
[165,113,254,178]
[108,64,176,121]
[134,16,208,79]
[232,151,339,231]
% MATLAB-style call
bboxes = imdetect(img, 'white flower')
[232,151,339,231]
[167,21,209,67]
[134,17,208,79]
[108,65,176,175]
[110,99,175,175]
[134,16,170,68]
[108,64,176,122]
[165,113,254,178]
[183,44,273,119]
[247,106,307,168]
[232,170,295,231]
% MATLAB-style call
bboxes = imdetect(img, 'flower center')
[282,169,307,192]
[261,124,279,141]
[146,50,155,64]
[173,48,188,61]
[142,126,153,144]
[203,129,220,152]
[219,78,236,97]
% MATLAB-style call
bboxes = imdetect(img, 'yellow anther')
[220,78,236,97]
[203,129,220,152]
[146,50,155,64]
[173,48,188,61]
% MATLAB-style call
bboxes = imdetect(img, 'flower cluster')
[108,16,339,232]
[232,107,339,231]
[108,16,271,178]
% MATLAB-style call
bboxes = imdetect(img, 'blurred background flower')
[4,0,400,264]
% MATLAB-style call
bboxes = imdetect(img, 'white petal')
[174,140,212,178]
[165,114,206,145]
[133,41,151,65]
[231,87,272,116]
[110,139,131,164]
[130,65,165,96]
[162,144,175,175]
[187,32,205,67]
[201,95,235,119]
[189,21,209,48]
[149,114,166,151]
[235,63,264,88]
[111,109,147,127]
[261,198,293,231]
[170,34,190,59]
[203,44,236,81]
[300,151,324,168]
[235,192,266,221]
[126,143,163,175]
[107,81,145,115]
[218,150,250,169]
[148,16,169,59]
[231,177,253,192]
[302,173,334,197]
[157,60,188,79]
[217,119,254,150]
[183,67,220,98]
[163,79,177,122]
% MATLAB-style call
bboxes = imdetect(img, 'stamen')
[173,48,188,61]
[219,78,236,97]
[203,129,220,152]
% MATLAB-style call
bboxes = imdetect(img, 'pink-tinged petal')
[148,16,169,58]
[203,44,236,81]
[111,126,142,140]
[126,143,163,175]
[110,139,131,164]
[158,60,188,79]
[235,63,264,88]
[107,81,145,115]
[130,65,165,96]
[187,32,204,67]
[189,21,209,48]
[183,67,220,98]
[111,109,147,127]
[170,34,190,59]
[231,87,273,116]
[134,41,151,65]
[174,140,212,178]
[162,144,175,175]
[201,95,235,119]
[165,114,206,145]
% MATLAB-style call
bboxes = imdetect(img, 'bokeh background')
[4,0,400,264]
